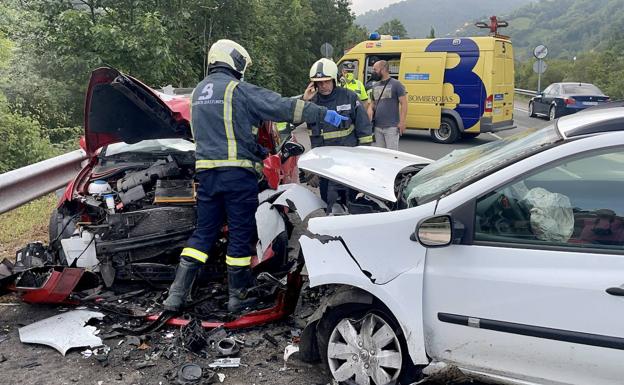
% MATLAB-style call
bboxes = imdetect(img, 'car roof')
[557,103,624,139]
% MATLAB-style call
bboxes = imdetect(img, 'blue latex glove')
[324,110,349,127]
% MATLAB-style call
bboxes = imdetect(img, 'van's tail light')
[564,97,576,105]
[485,94,493,113]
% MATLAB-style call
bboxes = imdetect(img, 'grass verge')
[0,194,57,261]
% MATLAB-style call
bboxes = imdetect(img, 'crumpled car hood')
[298,146,431,202]
[84,67,191,156]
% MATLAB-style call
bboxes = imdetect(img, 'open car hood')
[84,67,191,155]
[298,146,432,202]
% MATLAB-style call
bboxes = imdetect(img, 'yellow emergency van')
[338,35,515,143]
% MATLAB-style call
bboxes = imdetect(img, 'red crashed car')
[4,67,324,328]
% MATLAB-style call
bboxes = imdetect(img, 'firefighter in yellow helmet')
[163,40,348,314]
[302,58,373,211]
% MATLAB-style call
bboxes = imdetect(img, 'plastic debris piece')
[134,360,156,370]
[81,349,93,358]
[217,373,226,382]
[283,344,299,363]
[178,363,202,383]
[126,336,141,346]
[138,342,150,350]
[0,354,6,363]
[262,333,278,346]
[216,337,240,357]
[19,310,104,356]
[208,357,241,368]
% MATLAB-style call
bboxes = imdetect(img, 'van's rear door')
[399,52,447,129]
[491,40,514,124]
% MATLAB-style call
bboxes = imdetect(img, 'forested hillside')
[355,0,532,38]
[457,0,624,60]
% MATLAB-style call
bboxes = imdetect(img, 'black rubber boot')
[163,257,203,312]
[227,266,259,313]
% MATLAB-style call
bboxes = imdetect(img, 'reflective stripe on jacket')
[308,87,373,148]
[192,70,327,171]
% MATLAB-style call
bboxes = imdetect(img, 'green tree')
[377,18,408,38]
[427,26,435,38]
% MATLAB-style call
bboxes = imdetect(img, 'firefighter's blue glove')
[324,110,349,127]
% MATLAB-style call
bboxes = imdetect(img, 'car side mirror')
[281,140,305,160]
[411,215,464,247]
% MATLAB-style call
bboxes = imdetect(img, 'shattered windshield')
[404,125,562,206]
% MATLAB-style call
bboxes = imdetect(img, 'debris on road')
[216,337,239,357]
[18,310,104,355]
[262,333,278,347]
[208,357,241,368]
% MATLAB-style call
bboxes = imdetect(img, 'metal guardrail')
[515,88,538,97]
[0,149,88,214]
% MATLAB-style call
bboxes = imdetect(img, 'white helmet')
[207,39,252,76]
[309,58,338,83]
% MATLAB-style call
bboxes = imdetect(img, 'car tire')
[317,302,421,385]
[462,132,480,140]
[549,105,558,121]
[430,116,460,144]
[528,101,537,117]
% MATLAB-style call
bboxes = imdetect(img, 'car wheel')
[430,116,460,144]
[528,101,537,117]
[317,303,419,385]
[549,105,558,121]
[462,132,480,140]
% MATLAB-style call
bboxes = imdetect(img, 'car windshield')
[562,84,603,95]
[404,125,562,206]
[103,139,195,157]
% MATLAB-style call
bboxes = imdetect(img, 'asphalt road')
[398,99,552,160]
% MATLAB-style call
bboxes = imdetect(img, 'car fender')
[299,200,437,365]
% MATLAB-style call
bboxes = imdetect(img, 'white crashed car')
[297,103,624,385]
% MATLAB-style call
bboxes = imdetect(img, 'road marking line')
[514,106,529,113]
[489,133,502,140]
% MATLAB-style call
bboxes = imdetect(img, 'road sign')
[533,44,548,59]
[533,60,547,74]
[320,43,334,58]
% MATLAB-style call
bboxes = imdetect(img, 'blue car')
[529,82,610,120]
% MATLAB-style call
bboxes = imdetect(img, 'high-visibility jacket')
[342,78,368,102]
[308,87,373,148]
[192,69,327,172]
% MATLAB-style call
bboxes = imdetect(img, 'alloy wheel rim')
[327,313,402,385]
[435,123,451,140]
[550,107,556,120]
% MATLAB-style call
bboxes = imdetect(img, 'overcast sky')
[351,0,404,15]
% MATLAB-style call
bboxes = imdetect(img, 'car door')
[542,84,560,112]
[533,84,551,114]
[422,140,624,384]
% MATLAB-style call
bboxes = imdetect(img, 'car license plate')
[583,101,598,105]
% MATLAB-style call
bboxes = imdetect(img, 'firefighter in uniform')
[303,58,373,209]
[340,61,368,108]
[163,40,348,313]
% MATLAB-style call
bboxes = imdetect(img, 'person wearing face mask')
[340,62,369,108]
[367,60,407,151]
[302,58,373,211]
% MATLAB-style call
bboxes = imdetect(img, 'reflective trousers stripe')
[226,255,252,267]
[293,99,305,123]
[322,125,354,139]
[181,247,208,263]
[358,135,374,144]
[195,159,263,173]
[224,81,239,160]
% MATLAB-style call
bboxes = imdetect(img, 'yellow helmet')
[309,58,338,83]
[207,39,252,76]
